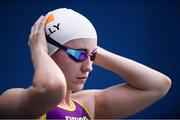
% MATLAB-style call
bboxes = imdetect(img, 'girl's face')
[51,38,97,91]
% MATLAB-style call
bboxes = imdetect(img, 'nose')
[81,56,93,73]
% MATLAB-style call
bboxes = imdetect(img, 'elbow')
[33,76,67,105]
[44,77,67,104]
[156,75,172,98]
[162,75,172,95]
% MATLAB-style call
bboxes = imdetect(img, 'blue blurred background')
[0,0,179,118]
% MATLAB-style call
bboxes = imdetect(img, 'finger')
[28,15,45,45]
[28,25,35,45]
[28,37,31,46]
[33,15,44,34]
[30,25,34,37]
[39,15,48,32]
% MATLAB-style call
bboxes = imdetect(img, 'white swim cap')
[45,8,97,55]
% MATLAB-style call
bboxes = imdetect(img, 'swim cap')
[45,8,97,55]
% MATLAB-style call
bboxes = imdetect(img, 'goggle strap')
[46,35,67,51]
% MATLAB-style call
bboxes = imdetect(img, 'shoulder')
[72,89,100,118]
[72,89,101,104]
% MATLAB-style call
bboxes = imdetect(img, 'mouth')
[76,77,87,82]
[77,76,87,79]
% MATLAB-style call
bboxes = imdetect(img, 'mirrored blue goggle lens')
[75,51,96,61]
[67,49,96,62]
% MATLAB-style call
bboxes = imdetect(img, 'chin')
[71,84,84,92]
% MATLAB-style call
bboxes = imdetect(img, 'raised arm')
[0,16,66,118]
[94,46,171,118]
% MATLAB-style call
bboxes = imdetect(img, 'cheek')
[57,52,81,76]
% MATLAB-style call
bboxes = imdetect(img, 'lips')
[77,77,87,79]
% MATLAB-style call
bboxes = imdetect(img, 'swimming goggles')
[46,35,97,62]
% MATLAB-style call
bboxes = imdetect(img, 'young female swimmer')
[0,8,171,119]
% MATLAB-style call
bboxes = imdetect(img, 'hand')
[93,46,104,66]
[28,15,48,54]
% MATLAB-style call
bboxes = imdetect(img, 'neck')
[59,90,72,107]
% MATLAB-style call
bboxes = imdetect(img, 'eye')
[81,48,88,52]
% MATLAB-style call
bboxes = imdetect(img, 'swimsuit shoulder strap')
[72,99,92,119]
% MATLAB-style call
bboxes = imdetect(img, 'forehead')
[64,38,97,50]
